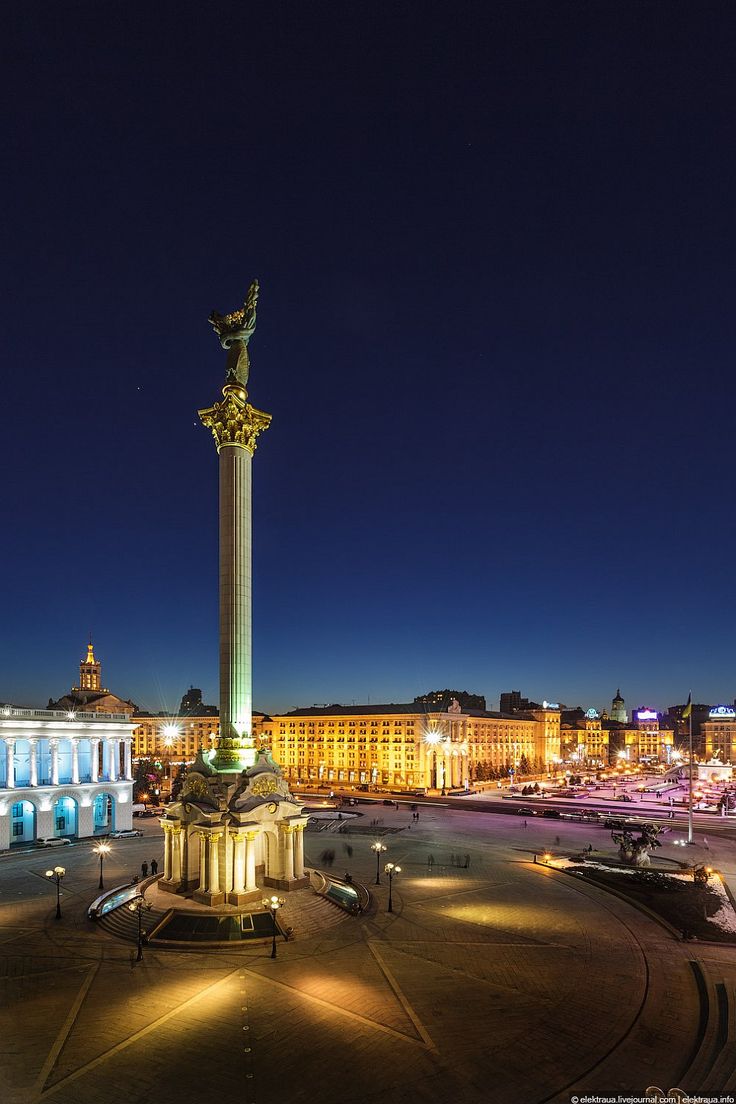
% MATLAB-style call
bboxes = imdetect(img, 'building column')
[90,738,100,783]
[124,739,133,781]
[461,752,469,787]
[245,831,258,891]
[171,829,182,883]
[29,739,38,787]
[232,834,246,893]
[5,739,15,789]
[71,739,80,785]
[198,833,208,891]
[283,826,295,880]
[107,739,118,782]
[294,825,305,878]
[50,739,59,786]
[208,834,221,894]
[163,825,173,880]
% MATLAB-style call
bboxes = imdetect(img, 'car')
[108,829,144,839]
[35,837,71,847]
[516,807,538,816]
[616,793,634,801]
[542,809,561,818]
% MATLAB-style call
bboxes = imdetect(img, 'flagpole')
[687,692,694,845]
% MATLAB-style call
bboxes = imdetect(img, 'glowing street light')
[262,894,285,958]
[384,862,401,913]
[128,895,153,961]
[371,841,387,885]
[45,866,65,919]
[94,842,111,890]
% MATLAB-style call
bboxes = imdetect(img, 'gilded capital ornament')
[198,386,271,453]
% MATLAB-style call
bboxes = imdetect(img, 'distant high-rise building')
[414,689,486,711]
[610,689,627,724]
[499,690,540,713]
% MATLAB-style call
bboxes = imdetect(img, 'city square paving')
[1,805,735,1104]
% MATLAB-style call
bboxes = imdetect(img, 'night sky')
[3,3,736,716]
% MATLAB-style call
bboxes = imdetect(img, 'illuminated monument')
[159,283,308,906]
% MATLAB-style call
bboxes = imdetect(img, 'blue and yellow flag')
[682,693,692,720]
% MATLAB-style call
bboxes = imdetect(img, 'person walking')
[141,861,149,878]
[427,854,435,870]
[151,858,158,875]
[464,853,471,868]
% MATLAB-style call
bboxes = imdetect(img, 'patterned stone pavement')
[0,807,732,1104]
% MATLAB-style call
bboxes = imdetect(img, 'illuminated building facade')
[263,700,561,790]
[131,710,267,762]
[0,704,134,849]
[562,709,609,765]
[610,689,628,724]
[48,642,138,716]
[621,709,674,763]
[703,705,736,763]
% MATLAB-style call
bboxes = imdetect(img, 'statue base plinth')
[158,879,185,895]
[227,888,262,907]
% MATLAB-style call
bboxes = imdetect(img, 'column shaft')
[50,741,59,786]
[163,829,173,880]
[294,826,305,878]
[124,739,132,781]
[91,740,100,783]
[245,834,257,891]
[6,740,15,789]
[209,836,220,893]
[283,828,294,880]
[172,831,182,882]
[199,834,207,891]
[71,740,80,784]
[29,741,38,787]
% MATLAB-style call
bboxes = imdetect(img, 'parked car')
[616,794,634,802]
[516,807,538,816]
[109,829,144,839]
[35,837,71,847]
[542,809,561,818]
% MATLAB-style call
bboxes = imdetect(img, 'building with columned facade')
[262,700,561,790]
[0,703,135,849]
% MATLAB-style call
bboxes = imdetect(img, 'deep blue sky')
[3,2,736,716]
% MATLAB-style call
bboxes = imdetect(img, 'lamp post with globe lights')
[384,862,401,913]
[46,866,65,919]
[94,842,111,890]
[371,841,387,885]
[128,895,153,962]
[262,894,285,958]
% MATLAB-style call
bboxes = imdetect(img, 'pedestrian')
[345,872,353,884]
[450,853,456,866]
[465,853,470,868]
[704,836,709,850]
[141,861,149,878]
[587,844,593,854]
[523,819,527,828]
[554,836,560,846]
[344,844,353,857]
[151,858,158,875]
[427,854,435,869]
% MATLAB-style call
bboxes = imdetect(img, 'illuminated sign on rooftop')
[542,701,560,710]
[636,709,658,722]
[585,708,599,719]
[709,705,736,720]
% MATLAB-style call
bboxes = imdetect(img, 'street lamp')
[94,842,111,890]
[128,895,153,962]
[371,841,387,885]
[384,862,401,913]
[45,866,65,920]
[262,894,285,958]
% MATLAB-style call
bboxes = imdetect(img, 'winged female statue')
[208,279,259,389]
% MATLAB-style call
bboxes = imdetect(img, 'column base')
[227,888,262,907]
[263,875,310,892]
[192,889,226,906]
[158,879,185,895]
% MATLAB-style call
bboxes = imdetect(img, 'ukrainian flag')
[682,693,692,720]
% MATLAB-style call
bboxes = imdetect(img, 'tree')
[170,763,188,801]
[133,758,163,803]
[518,754,531,776]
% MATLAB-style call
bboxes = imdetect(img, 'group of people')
[426,853,471,869]
[141,859,158,878]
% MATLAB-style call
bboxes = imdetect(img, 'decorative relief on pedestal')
[249,775,279,797]
[198,389,271,453]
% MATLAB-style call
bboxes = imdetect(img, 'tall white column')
[6,739,15,789]
[50,739,59,786]
[217,442,254,767]
[71,739,80,784]
[90,738,100,783]
[124,739,132,781]
[29,739,38,787]
[107,739,118,782]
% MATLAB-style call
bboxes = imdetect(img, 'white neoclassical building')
[0,705,135,850]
